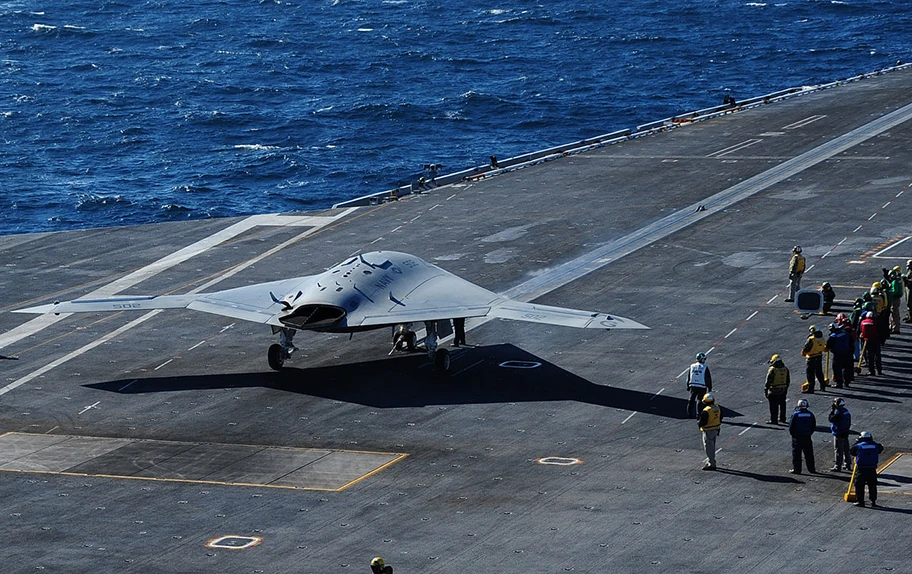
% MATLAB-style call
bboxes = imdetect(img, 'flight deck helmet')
[702,393,715,405]
[833,397,845,408]
[793,246,802,254]
[695,352,707,363]
[769,354,780,364]
[371,557,391,574]
[797,399,809,409]
[860,431,872,440]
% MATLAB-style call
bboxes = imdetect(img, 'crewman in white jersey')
[686,352,713,419]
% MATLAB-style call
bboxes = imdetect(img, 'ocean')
[1,0,910,236]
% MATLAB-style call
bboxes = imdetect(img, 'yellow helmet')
[769,354,780,364]
[893,265,902,272]
[872,281,882,289]
[702,393,715,404]
[371,557,385,567]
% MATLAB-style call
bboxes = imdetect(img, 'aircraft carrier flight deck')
[2,67,912,573]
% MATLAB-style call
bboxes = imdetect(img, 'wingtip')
[12,304,58,314]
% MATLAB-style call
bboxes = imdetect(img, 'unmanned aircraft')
[15,251,648,373]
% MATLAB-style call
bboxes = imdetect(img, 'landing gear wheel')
[434,348,451,375]
[267,343,286,371]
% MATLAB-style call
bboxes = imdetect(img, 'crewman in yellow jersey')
[786,246,806,302]
[698,393,722,471]
[765,354,790,424]
[801,325,827,392]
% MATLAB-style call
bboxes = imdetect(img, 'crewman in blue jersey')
[828,398,852,472]
[788,399,817,474]
[686,352,713,419]
[849,431,884,507]
[698,393,722,471]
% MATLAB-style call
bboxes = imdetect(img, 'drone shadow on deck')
[86,344,742,420]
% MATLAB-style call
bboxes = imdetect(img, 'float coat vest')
[688,363,708,388]
[766,365,789,395]
[700,404,721,432]
[790,409,815,436]
[855,441,880,468]
[829,408,851,436]
[802,336,826,358]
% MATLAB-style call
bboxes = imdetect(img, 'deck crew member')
[686,352,712,419]
[789,398,817,474]
[825,322,852,389]
[764,354,790,424]
[371,557,393,574]
[452,317,466,347]
[801,325,826,393]
[903,260,912,323]
[820,282,835,314]
[887,266,903,333]
[828,398,852,472]
[849,431,884,508]
[698,393,722,471]
[786,246,806,302]
[859,311,882,376]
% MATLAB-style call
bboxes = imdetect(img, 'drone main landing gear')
[268,327,297,371]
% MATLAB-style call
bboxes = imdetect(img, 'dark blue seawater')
[1,0,910,235]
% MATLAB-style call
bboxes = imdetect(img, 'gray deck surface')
[2,68,912,573]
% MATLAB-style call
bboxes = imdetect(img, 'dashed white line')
[650,387,666,400]
[868,213,877,221]
[853,225,863,233]
[621,412,637,424]
[390,225,403,233]
[78,401,100,415]
[724,328,737,339]
[767,295,778,304]
[187,341,206,351]
[746,311,758,321]
[0,311,162,396]
[154,359,173,371]
[370,237,383,244]
[219,323,235,333]
[837,237,847,245]
[739,423,756,436]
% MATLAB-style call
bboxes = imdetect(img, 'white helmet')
[860,431,872,439]
[797,399,809,409]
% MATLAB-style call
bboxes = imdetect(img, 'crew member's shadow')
[713,468,804,484]
[86,344,742,419]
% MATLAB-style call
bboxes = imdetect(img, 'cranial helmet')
[833,397,845,408]
[860,431,872,439]
[702,393,715,404]
[793,246,802,253]
[797,399,809,409]
[695,352,707,363]
[769,354,780,364]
